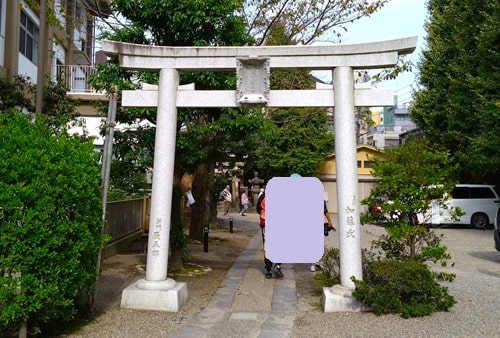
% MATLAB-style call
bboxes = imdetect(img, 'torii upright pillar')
[120,68,188,311]
[321,66,364,311]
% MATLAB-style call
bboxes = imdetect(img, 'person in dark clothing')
[310,200,336,272]
[257,193,283,279]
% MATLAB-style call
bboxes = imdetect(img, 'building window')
[357,160,362,168]
[364,161,373,168]
[75,4,82,20]
[19,11,39,65]
[56,59,64,83]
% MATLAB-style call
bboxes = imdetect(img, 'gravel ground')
[57,215,500,337]
[292,224,500,338]
[57,216,259,337]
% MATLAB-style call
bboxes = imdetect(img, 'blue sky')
[342,0,428,103]
[314,0,428,105]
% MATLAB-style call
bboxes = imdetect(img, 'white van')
[419,184,500,229]
[494,204,500,251]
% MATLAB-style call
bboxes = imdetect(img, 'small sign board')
[236,57,270,106]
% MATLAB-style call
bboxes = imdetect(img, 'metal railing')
[55,64,98,93]
[104,198,150,244]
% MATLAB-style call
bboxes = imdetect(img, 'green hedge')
[0,112,104,334]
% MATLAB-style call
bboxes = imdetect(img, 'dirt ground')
[59,223,258,337]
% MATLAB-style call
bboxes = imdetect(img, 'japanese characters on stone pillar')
[345,200,357,239]
[151,217,162,258]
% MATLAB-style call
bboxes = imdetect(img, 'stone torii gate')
[102,37,417,312]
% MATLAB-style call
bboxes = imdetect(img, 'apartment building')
[0,0,109,115]
[365,98,418,149]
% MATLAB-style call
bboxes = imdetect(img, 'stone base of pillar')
[121,278,188,312]
[322,284,365,312]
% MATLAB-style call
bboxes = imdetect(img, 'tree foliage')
[111,0,251,46]
[0,75,79,130]
[95,0,256,196]
[243,21,334,179]
[242,0,408,85]
[243,0,389,45]
[410,0,500,183]
[88,61,155,202]
[0,76,35,112]
[249,108,334,178]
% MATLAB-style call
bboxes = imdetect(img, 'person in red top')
[257,192,283,279]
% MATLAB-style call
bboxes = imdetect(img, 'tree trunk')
[189,163,208,241]
[168,154,185,272]
[207,162,218,227]
[409,235,416,259]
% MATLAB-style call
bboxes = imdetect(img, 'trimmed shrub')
[0,112,104,334]
[352,260,456,318]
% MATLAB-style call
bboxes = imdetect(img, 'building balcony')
[56,64,99,93]
[55,64,108,116]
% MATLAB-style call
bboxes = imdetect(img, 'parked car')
[419,184,500,229]
[494,203,500,251]
[369,197,384,214]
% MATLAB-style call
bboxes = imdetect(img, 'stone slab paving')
[171,213,298,338]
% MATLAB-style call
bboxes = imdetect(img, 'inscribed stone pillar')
[333,66,363,288]
[146,68,179,281]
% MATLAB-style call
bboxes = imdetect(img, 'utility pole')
[35,0,48,116]
[90,90,117,311]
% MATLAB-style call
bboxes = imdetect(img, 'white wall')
[51,43,65,81]
[18,54,38,82]
[321,177,379,215]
